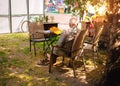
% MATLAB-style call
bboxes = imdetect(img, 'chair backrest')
[93,25,104,45]
[72,29,88,58]
[28,22,44,39]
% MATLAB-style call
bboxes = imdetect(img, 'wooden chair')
[84,25,104,67]
[28,22,49,56]
[49,29,88,78]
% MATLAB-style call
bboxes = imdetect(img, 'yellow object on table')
[50,26,62,35]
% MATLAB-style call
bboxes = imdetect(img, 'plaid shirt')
[53,27,79,56]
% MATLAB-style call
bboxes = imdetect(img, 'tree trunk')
[99,0,120,86]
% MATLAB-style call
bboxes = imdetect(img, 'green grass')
[0,33,107,86]
[0,33,68,86]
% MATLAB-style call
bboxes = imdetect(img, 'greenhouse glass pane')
[29,0,44,14]
[12,16,28,33]
[0,0,9,15]
[0,18,10,33]
[11,0,27,15]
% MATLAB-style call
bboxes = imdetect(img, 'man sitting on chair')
[37,16,80,65]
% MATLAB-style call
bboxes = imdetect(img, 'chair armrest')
[84,41,93,44]
[84,36,94,44]
[36,30,51,34]
[71,47,83,53]
[52,45,71,53]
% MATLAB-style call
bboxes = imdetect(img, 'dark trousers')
[51,54,58,64]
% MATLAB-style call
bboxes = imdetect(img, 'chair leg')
[49,56,53,73]
[80,50,86,71]
[72,59,76,78]
[62,57,65,65]
[94,49,99,68]
[96,49,99,58]
[43,40,50,56]
[93,51,97,68]
[43,41,45,51]
[30,40,32,52]
[82,56,86,71]
[49,47,54,73]
[33,42,36,56]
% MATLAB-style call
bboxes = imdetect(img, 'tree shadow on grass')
[48,62,90,86]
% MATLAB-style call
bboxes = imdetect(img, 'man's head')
[69,17,78,28]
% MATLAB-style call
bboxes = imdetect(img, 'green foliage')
[0,77,7,86]
[0,51,6,57]
[0,51,8,65]
[47,81,58,86]
[8,58,27,68]
[22,47,30,54]
[64,0,107,17]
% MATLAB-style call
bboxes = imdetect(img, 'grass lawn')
[0,33,107,86]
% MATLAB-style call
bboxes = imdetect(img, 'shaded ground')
[0,33,107,86]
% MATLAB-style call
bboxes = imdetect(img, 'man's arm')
[56,31,68,47]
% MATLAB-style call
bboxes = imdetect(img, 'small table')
[44,31,58,56]
[43,22,58,30]
[38,22,59,56]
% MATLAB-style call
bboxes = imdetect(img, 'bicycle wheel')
[21,20,30,33]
